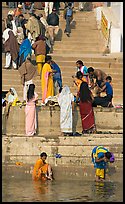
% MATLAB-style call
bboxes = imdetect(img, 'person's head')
[68,2,72,7]
[52,8,57,13]
[45,55,52,64]
[9,88,15,95]
[40,152,47,161]
[8,10,14,16]
[76,60,84,68]
[7,14,13,21]
[109,152,115,163]
[104,152,112,162]
[17,4,22,9]
[18,14,24,19]
[76,71,83,80]
[27,84,35,101]
[106,76,112,83]
[88,67,94,75]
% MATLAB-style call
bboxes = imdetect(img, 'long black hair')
[27,84,35,101]
[79,82,92,103]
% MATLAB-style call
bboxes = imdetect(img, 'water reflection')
[2,178,123,202]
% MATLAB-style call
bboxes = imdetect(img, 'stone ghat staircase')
[2,9,123,105]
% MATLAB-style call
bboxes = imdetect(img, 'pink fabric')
[25,92,38,136]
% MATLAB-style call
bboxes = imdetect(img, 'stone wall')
[3,106,123,136]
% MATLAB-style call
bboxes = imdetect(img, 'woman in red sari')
[76,76,96,134]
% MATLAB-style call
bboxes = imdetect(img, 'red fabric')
[79,101,95,131]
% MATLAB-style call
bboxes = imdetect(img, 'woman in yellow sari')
[32,152,53,181]
[41,55,54,104]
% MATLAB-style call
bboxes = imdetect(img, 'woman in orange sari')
[41,55,54,104]
[32,152,53,181]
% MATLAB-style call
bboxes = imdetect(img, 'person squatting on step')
[92,76,114,107]
[32,152,53,181]
[91,145,115,182]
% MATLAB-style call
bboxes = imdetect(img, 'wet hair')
[88,67,94,73]
[27,84,35,101]
[76,71,83,79]
[106,76,112,81]
[76,60,84,66]
[105,152,112,159]
[45,55,52,63]
[40,152,47,157]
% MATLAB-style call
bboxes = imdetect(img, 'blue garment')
[19,38,32,64]
[51,63,62,89]
[92,146,108,169]
[105,82,113,96]
[66,8,73,16]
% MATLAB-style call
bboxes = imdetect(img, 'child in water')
[91,146,115,182]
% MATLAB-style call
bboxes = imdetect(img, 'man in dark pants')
[64,2,73,37]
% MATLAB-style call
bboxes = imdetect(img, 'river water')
[2,177,123,202]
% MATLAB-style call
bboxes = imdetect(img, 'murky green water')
[2,177,123,202]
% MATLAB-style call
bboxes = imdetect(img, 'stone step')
[53,49,103,54]
[2,135,123,166]
[53,45,103,51]
[2,104,123,136]
[52,55,123,63]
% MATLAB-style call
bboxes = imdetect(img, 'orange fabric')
[32,159,49,181]
[74,77,87,91]
[14,8,22,17]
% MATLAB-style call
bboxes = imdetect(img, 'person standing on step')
[25,84,38,136]
[57,85,74,136]
[75,74,96,134]
[18,56,37,102]
[2,23,19,69]
[50,60,63,95]
[32,35,46,77]
[41,55,54,105]
[44,2,54,17]
[64,2,73,37]
[47,7,59,50]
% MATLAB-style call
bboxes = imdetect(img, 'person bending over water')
[91,146,115,182]
[32,152,53,181]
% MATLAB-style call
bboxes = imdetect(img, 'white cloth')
[44,2,54,17]
[2,28,11,43]
[40,17,48,28]
[11,20,17,36]
[23,80,33,101]
[5,52,17,68]
[7,88,18,103]
[58,85,74,133]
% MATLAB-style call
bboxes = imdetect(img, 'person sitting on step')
[92,76,113,107]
